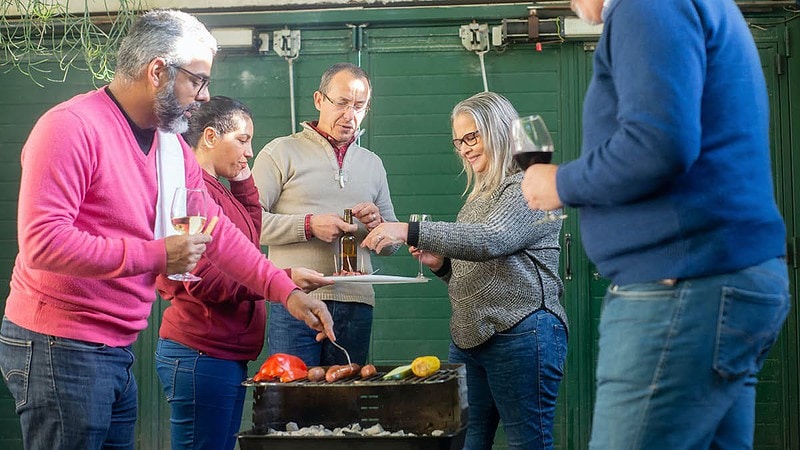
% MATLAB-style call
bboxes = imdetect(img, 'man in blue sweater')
[522,0,790,448]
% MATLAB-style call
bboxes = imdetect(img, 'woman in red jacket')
[155,96,331,450]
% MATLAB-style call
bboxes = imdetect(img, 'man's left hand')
[521,164,563,211]
[351,202,382,230]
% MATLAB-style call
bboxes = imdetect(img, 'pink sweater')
[6,88,297,347]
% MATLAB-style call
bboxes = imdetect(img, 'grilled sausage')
[360,364,377,379]
[307,366,326,382]
[325,363,360,382]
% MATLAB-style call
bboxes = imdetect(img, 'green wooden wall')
[0,4,798,449]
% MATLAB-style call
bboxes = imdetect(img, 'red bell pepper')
[253,353,308,383]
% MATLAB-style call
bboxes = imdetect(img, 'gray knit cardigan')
[415,172,567,349]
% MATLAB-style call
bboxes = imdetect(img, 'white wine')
[338,209,358,273]
[172,216,207,235]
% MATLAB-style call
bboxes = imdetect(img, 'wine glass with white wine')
[510,114,567,224]
[168,187,207,282]
[408,213,432,278]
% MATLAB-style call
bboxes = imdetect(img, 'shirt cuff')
[432,257,451,278]
[407,221,420,247]
[304,214,313,241]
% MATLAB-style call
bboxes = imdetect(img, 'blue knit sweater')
[557,0,786,285]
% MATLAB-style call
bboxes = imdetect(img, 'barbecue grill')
[238,364,468,450]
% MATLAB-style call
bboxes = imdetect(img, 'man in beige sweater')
[252,62,398,366]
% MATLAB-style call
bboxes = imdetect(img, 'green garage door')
[0,7,797,450]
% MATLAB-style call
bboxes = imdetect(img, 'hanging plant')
[0,0,143,86]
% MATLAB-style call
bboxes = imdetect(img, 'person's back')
[560,0,785,285]
[523,1,792,449]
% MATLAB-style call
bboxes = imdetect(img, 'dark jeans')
[0,317,137,450]
[268,301,373,366]
[449,309,568,450]
[155,338,248,450]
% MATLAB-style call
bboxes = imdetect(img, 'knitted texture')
[418,173,567,348]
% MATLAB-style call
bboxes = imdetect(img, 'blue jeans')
[154,338,248,450]
[449,309,568,450]
[589,257,790,450]
[268,301,372,366]
[0,317,137,450]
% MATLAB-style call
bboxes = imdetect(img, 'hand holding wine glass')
[511,115,567,224]
[408,213,432,278]
[168,187,207,282]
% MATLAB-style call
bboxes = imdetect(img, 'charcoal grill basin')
[237,426,466,450]
[239,364,467,449]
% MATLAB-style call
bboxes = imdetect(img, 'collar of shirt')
[309,121,355,168]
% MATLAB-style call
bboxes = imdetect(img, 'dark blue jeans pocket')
[0,333,33,409]
[155,354,179,401]
[713,285,789,379]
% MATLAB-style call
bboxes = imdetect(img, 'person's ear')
[148,57,169,88]
[202,127,217,147]
[313,90,324,112]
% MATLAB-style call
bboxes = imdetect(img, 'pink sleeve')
[182,148,298,305]
[18,107,164,278]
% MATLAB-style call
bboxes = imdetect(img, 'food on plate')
[411,356,441,377]
[307,366,326,382]
[253,353,308,383]
[325,363,361,382]
[359,364,377,378]
[382,363,414,380]
[331,270,365,276]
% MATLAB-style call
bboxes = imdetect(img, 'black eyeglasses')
[321,91,370,114]
[170,64,211,96]
[452,130,480,149]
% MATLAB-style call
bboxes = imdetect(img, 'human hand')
[521,164,563,211]
[409,246,444,272]
[285,290,336,342]
[351,202,382,230]
[361,222,408,253]
[309,213,358,243]
[164,234,213,275]
[228,165,251,182]
[291,267,335,292]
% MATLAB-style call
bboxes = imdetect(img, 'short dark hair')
[319,62,371,94]
[182,96,252,148]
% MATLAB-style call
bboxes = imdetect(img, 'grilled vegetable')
[411,356,441,377]
[382,363,413,380]
[253,353,307,382]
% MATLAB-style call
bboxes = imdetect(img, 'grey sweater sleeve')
[416,177,560,262]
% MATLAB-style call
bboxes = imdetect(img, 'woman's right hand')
[409,246,444,272]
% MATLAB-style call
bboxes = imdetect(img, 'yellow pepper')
[411,356,441,377]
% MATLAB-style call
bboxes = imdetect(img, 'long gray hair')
[115,10,217,82]
[451,92,520,201]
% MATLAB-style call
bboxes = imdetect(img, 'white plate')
[323,274,429,284]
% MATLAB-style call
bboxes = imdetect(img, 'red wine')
[514,151,552,169]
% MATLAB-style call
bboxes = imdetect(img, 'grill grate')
[242,366,461,387]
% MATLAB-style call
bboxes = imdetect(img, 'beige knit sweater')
[252,123,398,306]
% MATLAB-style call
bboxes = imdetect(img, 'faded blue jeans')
[449,309,568,450]
[0,317,138,450]
[589,257,790,450]
[155,338,248,450]
[268,301,373,366]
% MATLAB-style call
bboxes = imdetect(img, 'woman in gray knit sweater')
[363,92,568,450]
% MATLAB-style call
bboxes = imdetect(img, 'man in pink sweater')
[0,10,333,450]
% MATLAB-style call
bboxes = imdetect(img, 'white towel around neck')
[154,131,186,239]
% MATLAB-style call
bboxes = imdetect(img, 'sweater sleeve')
[181,173,265,305]
[418,178,560,262]
[17,106,163,278]
[184,155,299,305]
[252,142,308,245]
[557,0,704,207]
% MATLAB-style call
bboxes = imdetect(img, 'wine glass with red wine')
[511,114,567,224]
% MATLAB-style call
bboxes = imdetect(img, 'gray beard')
[155,80,191,134]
